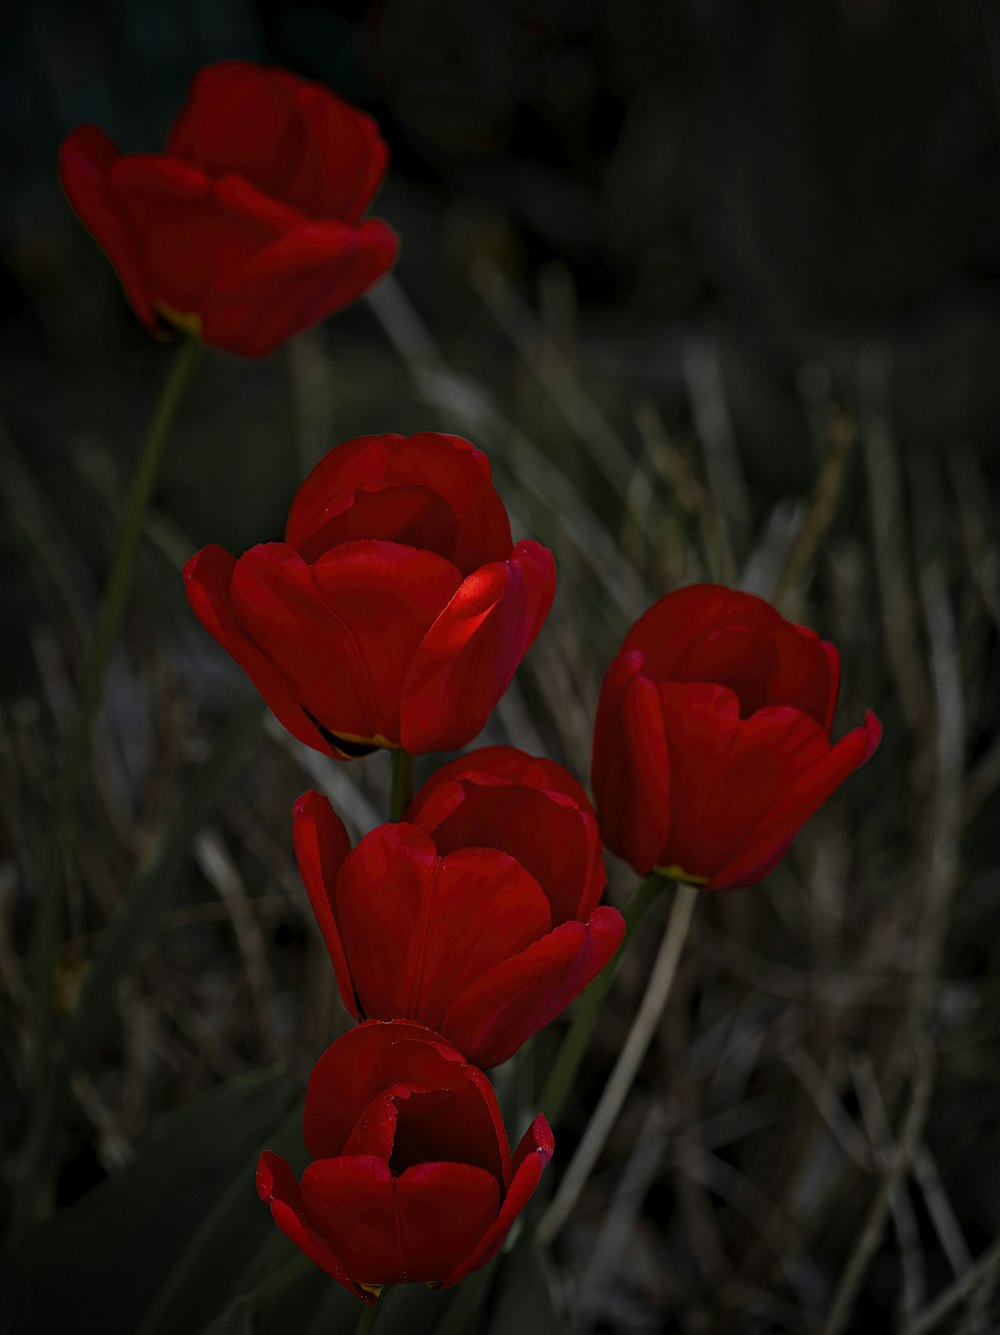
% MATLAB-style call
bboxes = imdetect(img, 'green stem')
[356,1287,389,1335]
[23,338,201,1222]
[538,871,666,1127]
[389,749,414,821]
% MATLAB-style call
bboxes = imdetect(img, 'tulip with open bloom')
[60,60,397,356]
[257,1020,552,1300]
[592,585,882,888]
[294,747,624,1068]
[185,433,555,759]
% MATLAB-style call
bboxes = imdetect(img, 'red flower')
[257,1020,552,1301]
[59,61,397,356]
[294,746,624,1068]
[592,584,882,888]
[184,433,555,758]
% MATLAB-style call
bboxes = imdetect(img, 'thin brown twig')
[822,1045,936,1335]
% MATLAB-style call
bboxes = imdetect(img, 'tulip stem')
[538,871,668,1129]
[21,337,201,1232]
[537,879,699,1244]
[389,748,414,821]
[356,1287,389,1334]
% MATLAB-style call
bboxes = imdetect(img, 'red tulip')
[184,433,555,759]
[592,584,882,888]
[257,1020,553,1300]
[59,61,397,356]
[293,747,624,1068]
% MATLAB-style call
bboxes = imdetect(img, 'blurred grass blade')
[9,693,265,1239]
[24,339,202,1230]
[486,1243,561,1335]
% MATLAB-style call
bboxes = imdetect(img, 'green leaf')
[12,1065,299,1335]
[137,1096,305,1335]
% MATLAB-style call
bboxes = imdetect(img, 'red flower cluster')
[60,62,397,356]
[294,747,624,1068]
[63,58,883,1311]
[592,585,882,887]
[184,432,555,758]
[258,1021,552,1295]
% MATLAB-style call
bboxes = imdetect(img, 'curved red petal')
[623,584,837,724]
[292,790,359,1019]
[655,684,832,881]
[333,825,551,1030]
[167,60,390,222]
[256,1151,364,1299]
[437,1116,553,1290]
[401,541,556,754]
[230,539,459,747]
[408,744,596,816]
[440,907,625,1069]
[417,781,603,925]
[382,434,512,574]
[710,710,883,888]
[183,545,335,755]
[105,155,288,324]
[303,1021,509,1184]
[591,652,671,875]
[204,218,397,356]
[285,435,399,548]
[59,127,155,329]
[820,639,842,733]
[301,1157,499,1286]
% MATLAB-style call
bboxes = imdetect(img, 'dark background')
[3,2,1000,1332]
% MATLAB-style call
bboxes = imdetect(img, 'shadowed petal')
[710,710,882,888]
[256,1151,365,1300]
[301,1157,500,1286]
[292,790,358,1018]
[59,127,154,328]
[332,825,551,1030]
[591,652,671,875]
[440,908,625,1069]
[438,1116,553,1289]
[184,545,334,755]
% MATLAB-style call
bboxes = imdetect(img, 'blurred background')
[3,1,1000,1332]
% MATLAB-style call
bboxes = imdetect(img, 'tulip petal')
[231,540,460,748]
[438,1116,554,1289]
[440,907,625,1069]
[654,686,880,886]
[290,433,512,574]
[381,434,512,574]
[417,781,604,925]
[332,824,551,1030]
[285,434,398,549]
[292,790,358,1018]
[256,1151,365,1299]
[710,710,882,888]
[304,1021,510,1185]
[205,217,398,357]
[408,744,597,814]
[59,127,155,329]
[183,545,336,755]
[401,540,556,754]
[656,683,833,881]
[624,583,836,725]
[591,652,672,875]
[301,1157,500,1286]
[106,155,290,324]
[167,60,389,222]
